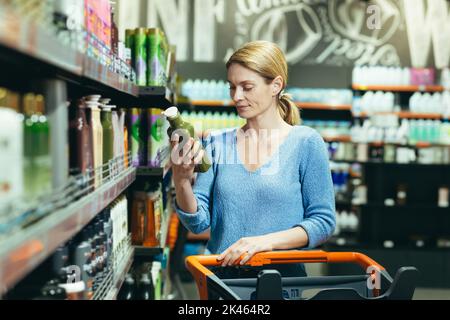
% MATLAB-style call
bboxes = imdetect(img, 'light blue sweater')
[175,125,336,254]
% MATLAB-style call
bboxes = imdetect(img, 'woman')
[171,41,335,278]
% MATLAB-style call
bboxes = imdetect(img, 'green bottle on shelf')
[163,107,211,173]
[100,104,115,178]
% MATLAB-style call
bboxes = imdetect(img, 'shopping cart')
[185,250,419,300]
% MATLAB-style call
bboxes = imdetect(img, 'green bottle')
[101,105,115,178]
[163,107,211,173]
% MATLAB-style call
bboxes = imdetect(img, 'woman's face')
[227,63,281,120]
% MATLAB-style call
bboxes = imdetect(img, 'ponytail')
[278,91,301,125]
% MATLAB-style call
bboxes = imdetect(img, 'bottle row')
[117,262,164,301]
[352,66,446,87]
[352,91,450,115]
[5,195,130,300]
[333,210,359,236]
[182,79,231,102]
[328,140,450,165]
[302,120,352,137]
[0,88,134,211]
[180,110,246,133]
[125,28,175,87]
[351,119,450,146]
[3,1,135,81]
[287,88,353,105]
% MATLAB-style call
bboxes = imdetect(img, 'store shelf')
[322,135,352,142]
[139,86,173,107]
[296,102,352,111]
[0,166,136,295]
[361,203,450,211]
[0,9,83,75]
[136,163,172,179]
[355,111,444,120]
[83,56,138,97]
[352,84,444,92]
[103,246,135,300]
[0,7,139,99]
[331,159,450,167]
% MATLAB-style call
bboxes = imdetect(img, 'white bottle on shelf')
[0,107,23,209]
[421,93,432,113]
[402,67,411,85]
[340,210,350,230]
[334,211,341,236]
[409,92,421,113]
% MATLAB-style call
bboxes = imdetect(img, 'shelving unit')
[0,167,136,296]
[0,5,178,299]
[139,86,174,107]
[352,84,444,92]
[355,111,445,120]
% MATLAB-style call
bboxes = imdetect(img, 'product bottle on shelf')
[163,107,211,173]
[117,274,136,300]
[0,88,23,208]
[137,273,155,300]
[69,98,94,179]
[34,94,52,195]
[100,104,115,179]
[85,96,103,188]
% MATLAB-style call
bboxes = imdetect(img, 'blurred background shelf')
[352,84,444,92]
[138,86,173,107]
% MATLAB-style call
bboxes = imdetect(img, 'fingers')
[218,243,249,267]
[170,136,202,166]
[240,248,256,265]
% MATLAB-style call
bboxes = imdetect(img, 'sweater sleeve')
[295,131,336,249]
[174,134,216,234]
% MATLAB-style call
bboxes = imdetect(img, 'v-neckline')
[234,126,296,174]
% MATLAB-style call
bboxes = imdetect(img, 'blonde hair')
[226,41,300,125]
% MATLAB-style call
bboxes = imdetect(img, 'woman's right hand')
[170,133,205,184]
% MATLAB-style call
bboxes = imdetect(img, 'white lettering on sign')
[404,0,450,68]
[251,4,322,64]
[147,0,189,61]
[194,0,225,62]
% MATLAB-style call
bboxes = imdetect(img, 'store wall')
[118,0,450,71]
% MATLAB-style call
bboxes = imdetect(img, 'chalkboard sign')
[118,0,450,82]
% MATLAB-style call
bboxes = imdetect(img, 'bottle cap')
[85,95,101,102]
[163,107,179,119]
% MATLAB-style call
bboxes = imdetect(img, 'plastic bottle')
[117,274,136,300]
[163,107,212,172]
[138,273,155,300]
[100,105,115,178]
[85,96,103,187]
[0,89,23,208]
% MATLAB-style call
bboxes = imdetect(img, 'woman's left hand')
[217,236,273,267]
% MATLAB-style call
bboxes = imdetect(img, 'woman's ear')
[272,76,284,96]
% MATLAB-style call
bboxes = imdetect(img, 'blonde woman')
[171,41,335,278]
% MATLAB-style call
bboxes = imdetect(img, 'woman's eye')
[244,87,253,91]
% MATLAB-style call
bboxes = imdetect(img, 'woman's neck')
[243,102,291,133]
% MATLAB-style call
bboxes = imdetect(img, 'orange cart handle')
[185,250,385,299]
[187,250,384,269]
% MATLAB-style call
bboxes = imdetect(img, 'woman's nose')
[232,87,244,102]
